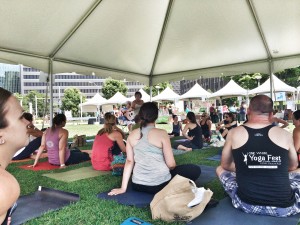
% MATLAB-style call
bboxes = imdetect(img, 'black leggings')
[132,164,201,194]
[65,149,90,165]
[12,137,42,160]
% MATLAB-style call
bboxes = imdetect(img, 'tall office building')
[18,65,145,99]
[0,63,21,93]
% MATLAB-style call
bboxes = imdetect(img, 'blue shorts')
[219,171,300,217]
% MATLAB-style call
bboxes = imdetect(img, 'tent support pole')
[149,75,153,102]
[49,59,54,125]
[269,60,275,100]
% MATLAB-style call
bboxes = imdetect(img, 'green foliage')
[61,88,84,117]
[15,91,47,117]
[275,66,300,87]
[102,78,128,99]
[143,82,172,96]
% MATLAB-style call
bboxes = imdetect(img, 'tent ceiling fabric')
[1,0,300,86]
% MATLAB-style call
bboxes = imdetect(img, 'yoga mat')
[97,184,154,208]
[206,154,221,162]
[19,161,59,171]
[11,152,48,163]
[189,197,300,225]
[11,186,80,225]
[195,165,217,186]
[43,166,110,182]
[174,139,188,143]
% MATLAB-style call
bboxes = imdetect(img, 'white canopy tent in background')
[152,87,180,102]
[210,80,248,99]
[128,89,151,103]
[179,83,211,100]
[248,74,296,95]
[105,92,128,105]
[79,93,107,112]
[1,0,300,120]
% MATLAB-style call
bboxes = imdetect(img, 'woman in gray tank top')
[109,102,201,195]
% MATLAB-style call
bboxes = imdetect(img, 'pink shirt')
[45,128,70,165]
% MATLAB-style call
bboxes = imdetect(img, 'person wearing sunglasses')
[217,112,237,139]
[200,113,212,142]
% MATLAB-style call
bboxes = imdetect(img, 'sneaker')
[187,187,205,208]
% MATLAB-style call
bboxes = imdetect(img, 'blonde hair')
[97,113,116,136]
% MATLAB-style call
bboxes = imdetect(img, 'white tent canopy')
[1,0,300,118]
[152,87,180,102]
[248,74,296,95]
[179,83,211,100]
[128,89,151,103]
[79,93,107,112]
[105,92,128,105]
[1,0,300,86]
[210,80,248,98]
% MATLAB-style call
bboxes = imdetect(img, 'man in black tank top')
[216,95,300,217]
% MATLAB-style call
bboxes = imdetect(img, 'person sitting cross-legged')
[216,95,300,217]
[92,112,126,171]
[32,114,90,168]
[108,102,201,195]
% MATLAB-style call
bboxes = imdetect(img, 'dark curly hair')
[0,87,12,129]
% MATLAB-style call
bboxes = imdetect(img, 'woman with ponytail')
[109,102,201,195]
[92,112,126,171]
[32,114,90,168]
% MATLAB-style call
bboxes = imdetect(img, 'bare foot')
[186,148,192,151]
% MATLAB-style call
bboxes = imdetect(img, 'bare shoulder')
[269,126,292,148]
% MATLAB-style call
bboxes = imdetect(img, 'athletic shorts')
[219,171,300,217]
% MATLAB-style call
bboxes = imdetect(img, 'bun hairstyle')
[97,112,116,135]
[51,114,67,131]
[0,87,12,129]
[139,102,158,139]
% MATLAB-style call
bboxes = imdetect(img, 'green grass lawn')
[9,123,298,225]
[8,124,225,225]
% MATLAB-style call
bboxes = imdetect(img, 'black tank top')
[232,125,295,207]
[188,124,203,148]
[200,120,209,133]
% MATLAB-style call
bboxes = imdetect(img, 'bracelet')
[60,164,65,167]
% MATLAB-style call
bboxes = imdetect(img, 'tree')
[102,78,127,99]
[143,82,172,96]
[61,88,84,117]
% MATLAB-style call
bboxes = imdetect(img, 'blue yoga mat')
[206,154,221,161]
[97,165,216,207]
[11,186,80,225]
[97,189,154,208]
[196,165,217,186]
[189,197,300,225]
